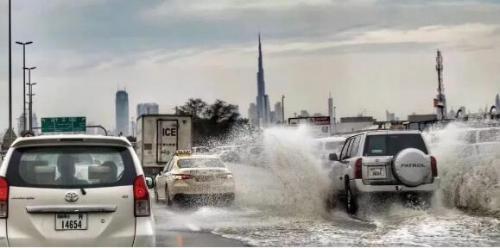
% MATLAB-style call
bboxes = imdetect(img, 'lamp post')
[15,41,33,132]
[27,82,36,132]
[8,0,13,135]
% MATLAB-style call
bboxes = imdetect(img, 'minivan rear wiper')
[80,187,86,195]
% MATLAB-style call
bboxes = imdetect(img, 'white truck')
[136,114,192,176]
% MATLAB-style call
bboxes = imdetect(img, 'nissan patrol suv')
[329,130,439,214]
[0,135,155,246]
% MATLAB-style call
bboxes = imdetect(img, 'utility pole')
[281,95,285,125]
[25,67,36,131]
[434,50,447,120]
[15,41,33,132]
[27,82,36,132]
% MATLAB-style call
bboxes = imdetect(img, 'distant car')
[314,136,346,165]
[329,130,439,214]
[0,135,155,246]
[154,151,235,206]
[192,146,211,154]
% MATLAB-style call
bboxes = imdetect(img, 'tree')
[178,98,207,119]
[204,100,240,124]
[177,98,244,146]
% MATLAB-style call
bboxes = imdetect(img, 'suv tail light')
[0,177,8,218]
[431,156,438,177]
[133,175,150,217]
[354,158,363,179]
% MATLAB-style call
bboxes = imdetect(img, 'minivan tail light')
[431,156,438,177]
[133,175,150,217]
[354,158,363,179]
[0,177,9,218]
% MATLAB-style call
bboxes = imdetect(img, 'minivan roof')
[11,135,131,148]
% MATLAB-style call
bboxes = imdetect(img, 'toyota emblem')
[65,192,79,203]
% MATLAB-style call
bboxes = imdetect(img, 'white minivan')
[0,135,155,246]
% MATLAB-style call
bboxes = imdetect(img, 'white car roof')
[11,135,131,148]
[315,136,346,142]
[177,154,220,160]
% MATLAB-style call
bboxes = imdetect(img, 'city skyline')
[1,1,500,131]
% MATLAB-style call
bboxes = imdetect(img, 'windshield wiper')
[80,187,87,195]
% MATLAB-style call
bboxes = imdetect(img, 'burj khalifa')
[256,33,271,126]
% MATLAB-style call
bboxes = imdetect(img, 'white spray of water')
[424,122,500,215]
[232,125,331,217]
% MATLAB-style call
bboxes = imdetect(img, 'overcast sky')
[1,0,500,132]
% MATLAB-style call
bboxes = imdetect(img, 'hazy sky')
[1,0,500,132]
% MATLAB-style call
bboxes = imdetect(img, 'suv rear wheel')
[345,179,358,214]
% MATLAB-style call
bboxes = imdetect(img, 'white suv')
[0,135,155,246]
[329,130,440,214]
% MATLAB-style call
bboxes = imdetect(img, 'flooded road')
[154,166,500,246]
[154,125,500,246]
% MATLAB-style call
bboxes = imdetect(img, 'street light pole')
[15,41,33,132]
[25,67,36,132]
[8,0,12,134]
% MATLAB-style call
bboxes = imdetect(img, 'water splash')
[231,125,331,217]
[424,121,500,215]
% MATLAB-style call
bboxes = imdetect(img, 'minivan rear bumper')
[133,216,155,247]
[352,177,440,194]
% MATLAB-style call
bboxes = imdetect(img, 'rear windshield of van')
[363,134,428,156]
[7,146,136,188]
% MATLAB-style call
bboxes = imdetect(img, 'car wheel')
[165,186,173,207]
[154,190,159,203]
[345,180,358,215]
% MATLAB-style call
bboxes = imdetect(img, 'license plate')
[55,213,88,231]
[368,167,386,179]
[196,175,214,182]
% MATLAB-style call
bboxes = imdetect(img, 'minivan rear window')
[7,146,136,188]
[363,134,428,156]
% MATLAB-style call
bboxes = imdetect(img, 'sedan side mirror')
[329,153,339,161]
[145,176,155,189]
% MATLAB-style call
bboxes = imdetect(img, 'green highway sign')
[41,117,86,133]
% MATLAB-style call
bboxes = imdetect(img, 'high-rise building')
[256,34,271,127]
[16,113,24,136]
[328,93,335,133]
[386,110,396,122]
[16,112,38,135]
[115,90,129,136]
[248,103,258,126]
[274,102,283,124]
[137,102,159,117]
